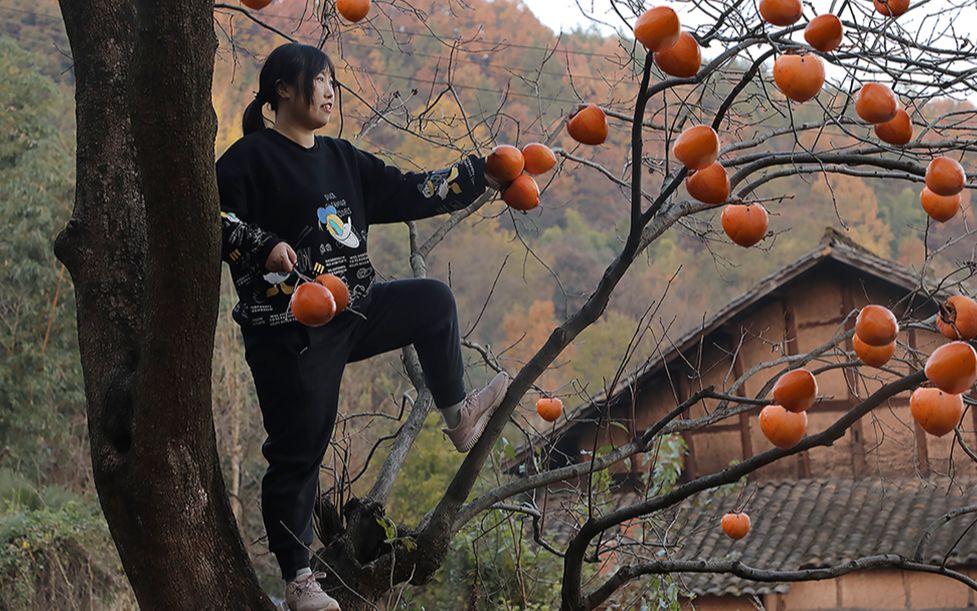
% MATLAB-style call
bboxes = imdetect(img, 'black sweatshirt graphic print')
[217,128,487,327]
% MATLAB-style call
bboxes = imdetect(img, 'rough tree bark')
[55,1,274,608]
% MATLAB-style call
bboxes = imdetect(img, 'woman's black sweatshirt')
[217,128,487,327]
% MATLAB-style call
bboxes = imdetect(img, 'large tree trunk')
[54,1,274,607]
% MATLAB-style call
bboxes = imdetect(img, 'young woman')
[217,43,509,611]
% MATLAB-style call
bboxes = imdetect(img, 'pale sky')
[521,0,977,101]
[522,0,977,36]
[521,0,623,34]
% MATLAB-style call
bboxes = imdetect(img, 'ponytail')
[242,94,268,136]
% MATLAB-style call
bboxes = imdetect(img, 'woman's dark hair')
[242,43,336,136]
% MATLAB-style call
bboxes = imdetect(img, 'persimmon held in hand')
[486,145,525,183]
[503,174,541,211]
[291,282,337,327]
[315,273,349,313]
[522,143,557,175]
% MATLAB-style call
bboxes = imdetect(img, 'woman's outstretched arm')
[349,143,492,224]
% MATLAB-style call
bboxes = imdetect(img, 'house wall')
[677,567,977,610]
[556,257,977,611]
[574,262,977,483]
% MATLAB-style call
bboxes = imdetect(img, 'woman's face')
[308,70,335,128]
[276,69,334,130]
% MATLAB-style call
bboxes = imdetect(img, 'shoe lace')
[294,572,330,596]
[470,373,505,405]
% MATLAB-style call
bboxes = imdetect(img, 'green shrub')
[0,484,135,610]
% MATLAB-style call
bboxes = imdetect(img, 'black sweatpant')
[240,278,466,581]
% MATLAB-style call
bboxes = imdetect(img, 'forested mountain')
[4,0,973,361]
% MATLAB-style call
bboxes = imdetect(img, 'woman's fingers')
[282,244,297,273]
[264,241,297,273]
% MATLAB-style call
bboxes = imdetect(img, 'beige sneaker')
[285,572,340,611]
[443,371,510,452]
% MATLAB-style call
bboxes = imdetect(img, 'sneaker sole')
[460,373,508,452]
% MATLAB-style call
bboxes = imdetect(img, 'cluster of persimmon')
[242,0,967,237]
[674,122,769,248]
[922,157,968,222]
[621,0,970,544]
[758,367,817,450]
[485,143,558,211]
[913,343,974,437]
[852,83,967,222]
[851,301,977,437]
[627,7,767,248]
[914,325,977,436]
[852,304,900,370]
[618,2,965,253]
[289,273,350,327]
[732,296,975,538]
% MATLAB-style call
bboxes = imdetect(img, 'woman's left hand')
[484,169,506,191]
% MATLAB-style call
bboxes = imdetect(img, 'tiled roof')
[654,477,977,597]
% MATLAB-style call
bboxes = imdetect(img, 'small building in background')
[516,228,977,610]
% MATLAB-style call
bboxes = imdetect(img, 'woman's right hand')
[265,241,297,273]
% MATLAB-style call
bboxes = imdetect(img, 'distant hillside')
[3,0,974,354]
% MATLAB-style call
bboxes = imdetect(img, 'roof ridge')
[819,226,873,253]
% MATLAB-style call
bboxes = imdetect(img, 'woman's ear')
[274,79,292,102]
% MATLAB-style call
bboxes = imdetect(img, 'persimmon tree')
[54,0,977,609]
